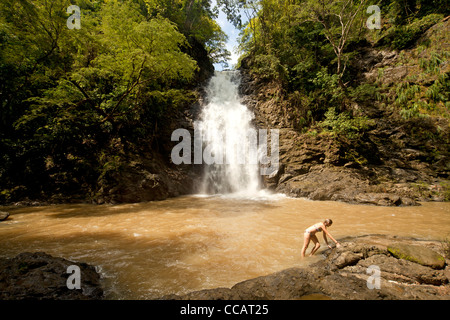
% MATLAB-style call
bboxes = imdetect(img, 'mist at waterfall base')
[193,71,277,199]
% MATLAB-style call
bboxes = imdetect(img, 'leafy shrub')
[395,74,448,119]
[319,107,374,139]
[311,68,345,103]
[389,14,444,50]
[250,54,285,81]
[349,83,381,103]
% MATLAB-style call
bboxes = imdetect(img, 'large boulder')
[0,252,103,300]
[387,243,446,269]
[354,192,416,206]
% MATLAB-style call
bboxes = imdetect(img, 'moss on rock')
[387,243,446,269]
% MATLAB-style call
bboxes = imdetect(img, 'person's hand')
[336,242,341,248]
[328,244,332,249]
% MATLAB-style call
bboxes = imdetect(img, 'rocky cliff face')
[237,21,449,206]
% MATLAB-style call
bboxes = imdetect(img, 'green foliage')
[395,82,421,106]
[350,83,382,102]
[0,0,226,202]
[419,52,448,75]
[425,74,449,103]
[311,68,345,103]
[387,14,444,50]
[344,148,369,166]
[250,54,284,81]
[394,73,449,120]
[230,0,378,130]
[388,0,449,25]
[143,0,230,64]
[319,107,374,139]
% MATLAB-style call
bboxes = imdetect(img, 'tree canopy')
[217,0,448,127]
[0,0,228,202]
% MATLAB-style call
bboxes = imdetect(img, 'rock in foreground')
[387,242,446,269]
[0,252,103,300]
[164,235,450,300]
[0,211,9,221]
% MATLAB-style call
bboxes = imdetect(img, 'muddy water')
[1,193,449,299]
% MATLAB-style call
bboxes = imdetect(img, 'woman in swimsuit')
[301,219,340,258]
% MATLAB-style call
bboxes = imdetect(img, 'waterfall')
[197,71,261,195]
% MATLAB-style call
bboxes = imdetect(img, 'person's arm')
[322,226,340,247]
[323,232,332,249]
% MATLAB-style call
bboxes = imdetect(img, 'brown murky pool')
[1,192,449,299]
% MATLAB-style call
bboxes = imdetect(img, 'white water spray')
[197,71,261,195]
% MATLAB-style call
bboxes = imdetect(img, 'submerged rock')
[0,211,9,221]
[164,235,450,300]
[0,252,104,300]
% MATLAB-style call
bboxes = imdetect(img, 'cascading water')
[197,71,261,195]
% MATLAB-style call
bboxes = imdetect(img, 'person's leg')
[301,232,310,258]
[309,235,321,256]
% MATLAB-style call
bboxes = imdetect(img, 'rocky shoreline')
[164,235,450,300]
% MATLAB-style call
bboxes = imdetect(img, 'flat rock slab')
[388,243,446,269]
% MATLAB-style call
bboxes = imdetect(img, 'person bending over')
[301,219,340,258]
